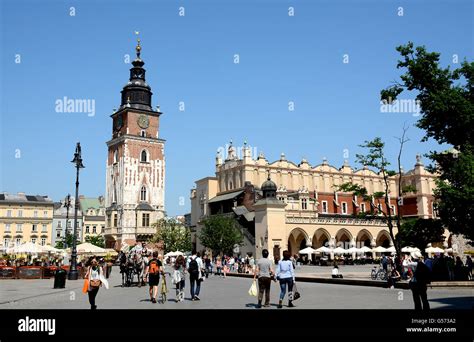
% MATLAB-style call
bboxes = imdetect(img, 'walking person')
[223,261,229,279]
[204,255,212,278]
[84,256,108,310]
[387,267,401,289]
[409,256,431,310]
[173,255,186,302]
[144,251,163,304]
[276,250,296,308]
[187,251,204,300]
[216,256,222,277]
[253,249,274,308]
[466,256,473,280]
[454,256,465,280]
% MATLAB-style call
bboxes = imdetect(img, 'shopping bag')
[172,270,181,285]
[293,283,301,300]
[82,279,89,294]
[248,280,258,296]
[99,274,109,290]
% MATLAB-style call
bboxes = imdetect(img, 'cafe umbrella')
[75,242,106,254]
[358,246,373,253]
[315,246,331,253]
[333,247,348,254]
[7,242,44,254]
[298,247,317,255]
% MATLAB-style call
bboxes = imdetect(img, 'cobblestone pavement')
[0,266,472,309]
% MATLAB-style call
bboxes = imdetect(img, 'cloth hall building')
[190,142,440,260]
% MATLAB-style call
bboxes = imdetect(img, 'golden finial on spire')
[134,31,141,58]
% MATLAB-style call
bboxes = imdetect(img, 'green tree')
[381,42,474,242]
[396,218,445,252]
[55,232,80,249]
[151,218,192,254]
[199,215,244,256]
[336,132,416,258]
[85,235,105,248]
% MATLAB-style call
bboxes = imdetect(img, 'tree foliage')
[85,235,105,248]
[199,215,244,255]
[55,232,80,249]
[151,218,192,254]
[396,218,445,252]
[381,42,474,241]
[336,136,409,257]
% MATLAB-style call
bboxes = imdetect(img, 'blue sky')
[0,0,472,216]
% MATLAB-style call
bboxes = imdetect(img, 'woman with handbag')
[84,256,108,310]
[276,250,296,308]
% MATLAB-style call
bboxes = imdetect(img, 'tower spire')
[135,31,141,59]
[120,33,153,111]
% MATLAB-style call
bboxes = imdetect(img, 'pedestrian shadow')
[245,303,281,309]
[113,283,143,288]
[139,299,152,303]
[429,296,474,310]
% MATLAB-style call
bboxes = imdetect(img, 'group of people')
[81,244,473,311]
[164,254,260,278]
[379,253,474,310]
[253,249,297,308]
[0,256,65,267]
[144,250,206,304]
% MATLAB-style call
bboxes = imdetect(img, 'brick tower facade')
[104,38,165,249]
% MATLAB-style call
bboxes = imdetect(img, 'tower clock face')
[137,114,149,129]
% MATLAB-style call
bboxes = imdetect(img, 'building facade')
[52,196,83,246]
[79,196,105,242]
[191,142,442,260]
[0,193,54,249]
[104,39,165,249]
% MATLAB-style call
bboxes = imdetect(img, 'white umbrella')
[425,246,444,254]
[333,247,348,254]
[359,246,372,253]
[299,247,316,255]
[373,246,387,253]
[346,247,359,253]
[164,251,184,257]
[402,246,415,253]
[9,242,43,254]
[40,245,60,253]
[76,242,106,254]
[315,246,331,253]
[386,246,396,253]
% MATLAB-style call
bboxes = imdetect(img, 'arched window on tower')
[113,150,118,164]
[140,186,147,201]
[141,150,148,163]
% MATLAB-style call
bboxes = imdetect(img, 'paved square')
[0,266,472,309]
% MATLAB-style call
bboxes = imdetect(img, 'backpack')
[188,257,199,276]
[149,260,160,274]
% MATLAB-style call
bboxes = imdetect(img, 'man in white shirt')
[187,251,204,300]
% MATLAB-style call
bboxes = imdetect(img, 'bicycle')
[371,266,388,281]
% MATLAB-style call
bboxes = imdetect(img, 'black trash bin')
[53,269,67,289]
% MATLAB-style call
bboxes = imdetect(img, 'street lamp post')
[64,194,71,250]
[68,142,85,280]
